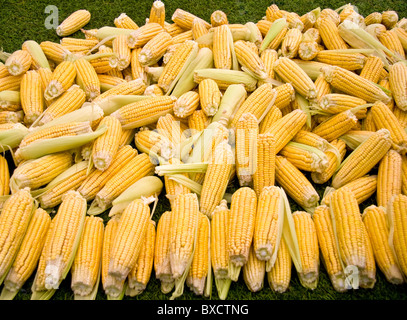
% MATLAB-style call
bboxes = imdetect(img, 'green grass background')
[1,0,407,301]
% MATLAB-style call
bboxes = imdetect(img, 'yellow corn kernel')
[127,23,164,49]
[281,28,302,59]
[0,188,35,284]
[56,10,91,37]
[44,60,77,101]
[0,155,9,197]
[10,152,73,192]
[74,58,100,101]
[253,133,276,197]
[111,95,177,129]
[171,8,211,30]
[275,155,320,210]
[262,109,307,153]
[2,208,50,296]
[91,116,123,171]
[329,189,367,274]
[71,215,104,297]
[371,101,407,153]
[186,213,210,296]
[315,50,366,71]
[228,187,257,280]
[259,105,282,134]
[198,79,221,117]
[243,245,266,292]
[5,50,32,76]
[170,193,200,279]
[318,18,348,50]
[293,211,319,289]
[188,109,209,134]
[213,25,232,70]
[114,13,139,30]
[378,30,406,63]
[359,55,385,84]
[403,155,407,196]
[377,149,402,207]
[154,211,174,293]
[20,70,44,125]
[273,57,317,100]
[234,40,267,80]
[107,199,150,283]
[266,237,292,293]
[200,141,234,218]
[389,61,407,111]
[386,194,407,278]
[173,90,200,119]
[112,34,131,71]
[156,113,186,148]
[312,205,347,292]
[312,110,358,142]
[138,32,173,67]
[321,65,390,104]
[382,10,398,29]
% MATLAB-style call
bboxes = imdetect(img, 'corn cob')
[91,116,122,171]
[319,93,367,118]
[210,10,228,27]
[93,152,155,212]
[328,189,367,290]
[281,28,302,59]
[200,141,234,218]
[332,129,391,188]
[186,213,210,296]
[403,155,407,196]
[315,50,366,71]
[188,109,209,134]
[298,34,320,61]
[93,79,147,103]
[111,95,177,129]
[173,90,200,118]
[321,65,390,104]
[172,8,211,30]
[1,208,50,299]
[0,155,9,197]
[212,24,232,70]
[135,129,174,162]
[40,191,87,291]
[378,30,406,63]
[39,41,71,64]
[198,79,221,117]
[192,18,211,49]
[90,45,117,74]
[312,205,347,292]
[377,150,403,207]
[5,49,32,77]
[0,188,35,285]
[56,10,91,37]
[0,90,21,112]
[44,60,77,101]
[38,161,89,209]
[266,237,292,293]
[235,113,258,187]
[254,186,284,267]
[74,58,100,101]
[156,113,186,149]
[194,69,257,92]
[169,193,200,282]
[386,194,407,278]
[0,109,24,125]
[70,215,104,299]
[10,152,73,192]
[389,61,407,111]
[172,30,194,45]
[154,211,175,293]
[318,18,348,50]
[138,31,173,67]
[292,211,319,289]
[243,245,266,292]
[359,55,385,83]
[262,109,307,153]
[101,215,125,299]
[114,13,139,30]
[228,187,257,281]
[107,199,150,283]
[127,22,165,49]
[275,155,320,211]
[163,158,190,207]
[252,133,276,197]
[258,105,282,134]
[20,70,44,125]
[371,101,407,153]
[312,110,358,142]
[311,139,347,184]
[273,57,317,100]
[164,23,184,37]
[231,83,276,128]
[126,219,156,297]
[234,40,267,80]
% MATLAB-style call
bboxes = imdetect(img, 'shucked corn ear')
[56,10,91,37]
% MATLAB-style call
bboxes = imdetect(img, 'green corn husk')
[171,47,214,98]
[0,123,29,150]
[109,176,164,217]
[0,90,21,110]
[292,59,328,80]
[84,95,151,116]
[260,18,288,53]
[211,84,247,127]
[94,26,135,40]
[194,68,258,92]
[339,130,374,150]
[168,174,203,195]
[16,125,107,161]
[22,40,51,69]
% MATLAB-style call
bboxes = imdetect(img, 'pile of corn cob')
[0,1,407,300]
